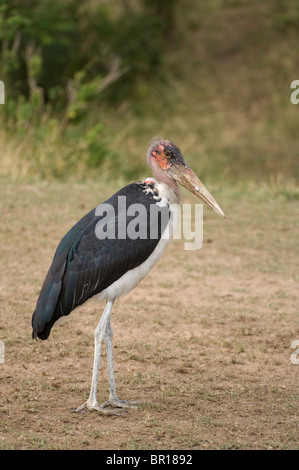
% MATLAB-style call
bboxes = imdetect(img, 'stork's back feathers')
[32,181,171,340]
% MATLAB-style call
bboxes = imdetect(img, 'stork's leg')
[74,299,122,414]
[100,313,144,410]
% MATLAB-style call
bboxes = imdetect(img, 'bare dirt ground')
[0,180,298,450]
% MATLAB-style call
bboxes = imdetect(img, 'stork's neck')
[149,157,181,201]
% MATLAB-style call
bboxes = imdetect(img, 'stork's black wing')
[32,182,170,340]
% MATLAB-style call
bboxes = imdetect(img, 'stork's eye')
[164,149,171,158]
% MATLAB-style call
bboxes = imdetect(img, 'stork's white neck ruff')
[144,179,180,206]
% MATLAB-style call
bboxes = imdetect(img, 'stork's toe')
[72,401,125,414]
[100,398,145,409]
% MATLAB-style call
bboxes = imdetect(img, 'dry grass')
[0,180,298,450]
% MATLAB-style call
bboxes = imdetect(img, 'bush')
[0,0,177,178]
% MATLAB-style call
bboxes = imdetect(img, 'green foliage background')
[0,0,298,185]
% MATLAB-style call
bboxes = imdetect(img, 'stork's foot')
[72,400,125,415]
[100,398,145,410]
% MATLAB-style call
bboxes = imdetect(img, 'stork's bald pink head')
[147,138,225,218]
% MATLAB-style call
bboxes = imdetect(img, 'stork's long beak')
[167,158,226,218]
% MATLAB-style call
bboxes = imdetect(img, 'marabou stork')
[32,138,225,414]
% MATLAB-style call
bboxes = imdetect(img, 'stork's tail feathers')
[31,259,66,340]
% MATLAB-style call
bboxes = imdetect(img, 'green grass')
[0,0,298,185]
